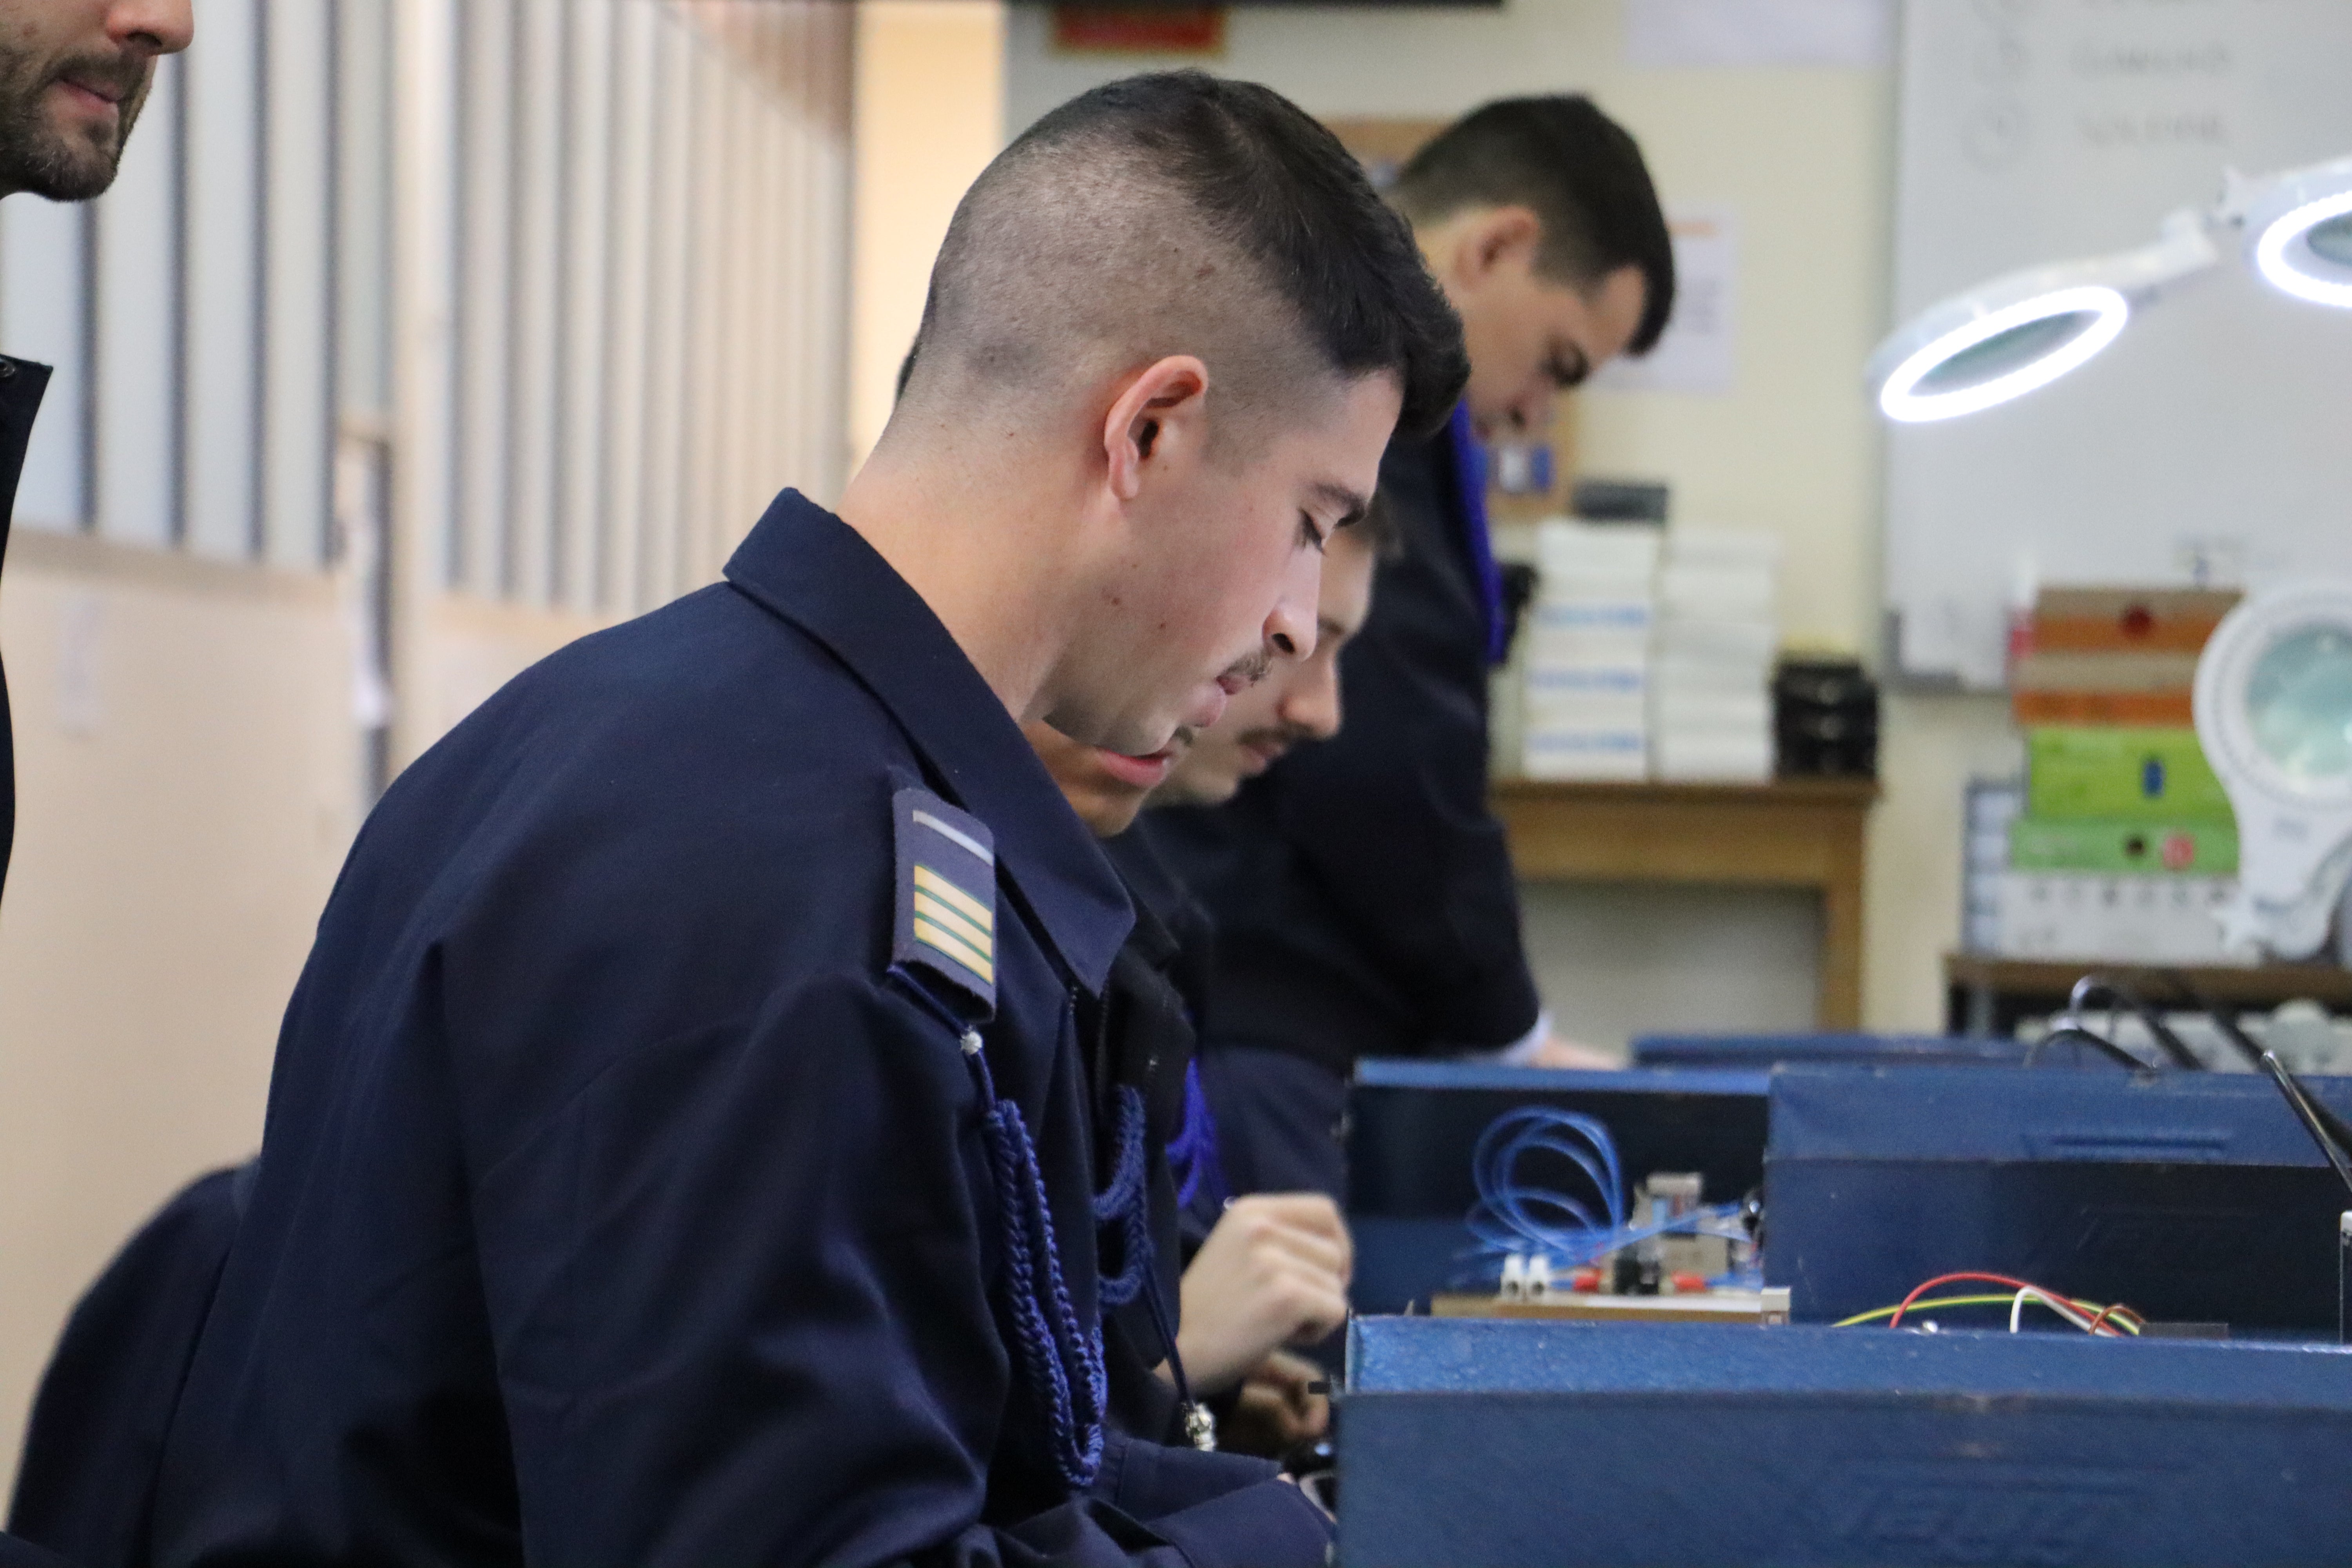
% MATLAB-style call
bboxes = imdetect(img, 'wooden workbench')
[1490,776,1880,1029]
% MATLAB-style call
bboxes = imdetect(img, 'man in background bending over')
[1155,95,1677,1201]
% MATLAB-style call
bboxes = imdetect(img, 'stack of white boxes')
[1519,523,1659,780]
[1650,528,1780,782]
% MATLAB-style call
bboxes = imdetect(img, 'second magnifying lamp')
[1868,152,2352,423]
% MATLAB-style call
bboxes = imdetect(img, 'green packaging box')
[2009,816,2238,875]
[2025,726,2230,821]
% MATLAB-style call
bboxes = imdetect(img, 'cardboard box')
[2025,726,2228,820]
[2008,815,2238,875]
[1992,869,2247,964]
[2030,586,2239,654]
[2013,689,2196,726]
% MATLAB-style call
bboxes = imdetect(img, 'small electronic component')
[1639,1172,1731,1285]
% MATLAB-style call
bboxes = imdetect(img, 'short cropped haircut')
[1391,96,1675,356]
[904,72,1467,444]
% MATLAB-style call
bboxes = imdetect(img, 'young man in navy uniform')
[1025,497,1389,1461]
[149,72,1465,1568]
[1154,97,1678,1202]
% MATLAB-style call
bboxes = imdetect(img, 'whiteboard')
[1885,0,2352,689]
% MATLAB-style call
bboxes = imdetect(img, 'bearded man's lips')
[60,74,127,105]
[55,79,121,117]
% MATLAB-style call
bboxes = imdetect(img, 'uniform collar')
[724,490,1134,995]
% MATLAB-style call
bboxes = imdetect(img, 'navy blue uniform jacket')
[0,353,53,905]
[149,492,1329,1568]
[1155,428,1540,1072]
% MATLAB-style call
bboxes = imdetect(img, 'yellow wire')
[1834,1294,2142,1334]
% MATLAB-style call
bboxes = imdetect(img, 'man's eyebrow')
[1313,481,1371,529]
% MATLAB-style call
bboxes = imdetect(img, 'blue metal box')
[1765,1065,2352,1331]
[1346,1061,1767,1313]
[1340,1316,2352,1567]
[1632,1031,2037,1071]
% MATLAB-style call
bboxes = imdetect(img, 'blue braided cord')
[1165,1060,1228,1211]
[1092,1087,1156,1310]
[967,1047,1107,1490]
[1092,1087,1148,1221]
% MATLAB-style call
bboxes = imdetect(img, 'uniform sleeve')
[468,970,1328,1568]
[1265,576,1543,1052]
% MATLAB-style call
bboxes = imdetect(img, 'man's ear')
[1103,355,1210,503]
[1456,205,1543,287]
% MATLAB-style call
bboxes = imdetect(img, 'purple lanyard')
[1445,404,1509,666]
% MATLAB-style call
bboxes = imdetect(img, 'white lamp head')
[2194,581,2352,957]
[1867,216,2216,423]
[2244,154,2352,309]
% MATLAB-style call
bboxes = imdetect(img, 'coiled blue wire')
[1456,1105,1745,1285]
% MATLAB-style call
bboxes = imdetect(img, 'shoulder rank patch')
[892,786,998,1016]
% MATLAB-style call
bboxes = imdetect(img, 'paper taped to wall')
[1624,0,1892,70]
[1590,205,1738,397]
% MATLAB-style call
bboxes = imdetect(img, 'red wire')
[1885,1272,2100,1330]
[2082,1301,2145,1336]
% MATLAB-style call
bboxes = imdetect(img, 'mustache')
[1218,646,1274,691]
[1235,723,1313,751]
[49,49,149,106]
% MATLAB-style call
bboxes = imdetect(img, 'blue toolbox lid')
[1354,1058,1771,1098]
[1768,1063,2352,1166]
[1340,1318,2352,1567]
[1634,1032,2036,1070]
[1347,1315,2352,1403]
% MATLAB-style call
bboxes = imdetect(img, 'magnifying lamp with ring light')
[1867,151,2352,423]
[2196,584,2352,960]
[1872,155,2352,955]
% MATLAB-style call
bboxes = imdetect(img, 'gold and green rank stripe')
[911,862,995,983]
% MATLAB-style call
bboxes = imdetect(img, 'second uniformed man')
[149,72,1465,1568]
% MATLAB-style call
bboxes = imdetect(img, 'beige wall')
[1008,0,2006,1032]
[849,0,1007,468]
[0,534,362,1483]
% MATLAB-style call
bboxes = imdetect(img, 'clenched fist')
[1173,1193,1352,1395]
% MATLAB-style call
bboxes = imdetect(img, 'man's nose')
[1283,658,1343,742]
[1262,548,1323,664]
[109,0,195,55]
[1510,383,1554,436]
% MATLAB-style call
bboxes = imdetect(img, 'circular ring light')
[2248,156,2352,309]
[2195,581,2352,956]
[1867,222,2213,424]
[1874,284,2129,423]
[2198,587,2352,813]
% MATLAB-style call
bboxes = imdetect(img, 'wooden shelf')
[1491,775,1880,1029]
[1944,952,2352,1034]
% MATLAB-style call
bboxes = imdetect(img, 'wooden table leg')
[1817,831,1866,1030]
